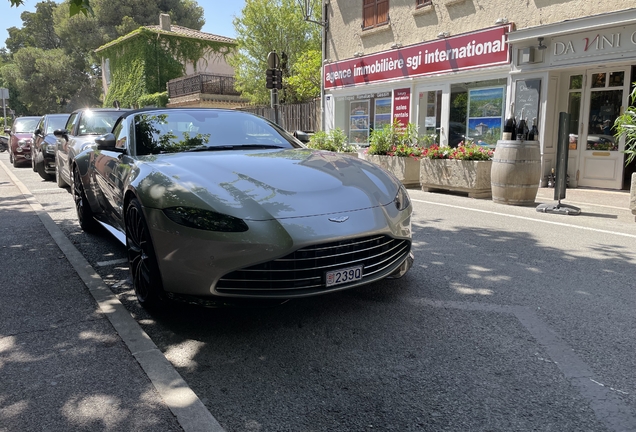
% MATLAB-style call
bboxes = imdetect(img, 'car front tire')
[125,198,164,308]
[55,158,68,188]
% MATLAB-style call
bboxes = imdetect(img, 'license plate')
[325,265,363,287]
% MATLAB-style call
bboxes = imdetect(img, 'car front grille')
[215,235,411,297]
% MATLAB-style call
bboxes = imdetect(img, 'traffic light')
[266,68,275,89]
[266,68,283,90]
[274,69,283,89]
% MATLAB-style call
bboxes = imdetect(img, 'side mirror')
[4,128,10,135]
[95,133,119,151]
[53,129,68,138]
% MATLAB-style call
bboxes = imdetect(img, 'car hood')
[13,133,33,140]
[136,148,401,220]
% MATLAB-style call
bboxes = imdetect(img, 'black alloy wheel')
[125,198,164,308]
[72,166,98,232]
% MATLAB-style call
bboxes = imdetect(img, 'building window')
[416,0,432,8]
[363,0,389,29]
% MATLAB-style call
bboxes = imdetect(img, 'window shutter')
[377,0,389,25]
[363,0,376,28]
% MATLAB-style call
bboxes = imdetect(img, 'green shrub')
[307,128,357,152]
[614,84,636,165]
[367,120,422,156]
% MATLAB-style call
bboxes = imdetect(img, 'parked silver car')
[72,108,414,308]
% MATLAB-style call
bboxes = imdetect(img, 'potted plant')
[362,120,423,187]
[420,141,494,198]
[307,128,359,156]
[613,85,636,221]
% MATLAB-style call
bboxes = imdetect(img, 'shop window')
[450,78,507,148]
[349,100,370,144]
[363,0,389,30]
[609,71,624,87]
[569,75,582,90]
[591,73,606,88]
[567,91,581,150]
[416,0,432,7]
[417,90,441,143]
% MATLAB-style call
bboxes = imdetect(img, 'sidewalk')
[535,186,632,210]
[0,161,223,431]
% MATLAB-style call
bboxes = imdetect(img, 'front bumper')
[145,203,413,299]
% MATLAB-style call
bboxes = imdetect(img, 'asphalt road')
[3,151,636,432]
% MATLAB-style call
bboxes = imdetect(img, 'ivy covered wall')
[98,28,231,108]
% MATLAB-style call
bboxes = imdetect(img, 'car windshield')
[13,118,40,133]
[46,115,70,134]
[78,111,121,135]
[134,110,300,155]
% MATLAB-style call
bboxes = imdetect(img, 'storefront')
[508,9,636,190]
[323,25,513,149]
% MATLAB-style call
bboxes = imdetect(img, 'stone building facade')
[322,1,636,190]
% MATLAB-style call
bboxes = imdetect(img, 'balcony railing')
[167,73,240,98]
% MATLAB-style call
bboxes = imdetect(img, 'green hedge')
[137,92,169,108]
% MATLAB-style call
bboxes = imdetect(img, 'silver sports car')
[72,108,413,307]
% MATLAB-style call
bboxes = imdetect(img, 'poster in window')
[374,98,392,129]
[349,100,370,144]
[467,86,505,146]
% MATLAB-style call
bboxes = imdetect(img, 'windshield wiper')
[184,145,236,152]
[184,144,285,152]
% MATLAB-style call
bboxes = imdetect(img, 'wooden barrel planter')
[491,140,542,205]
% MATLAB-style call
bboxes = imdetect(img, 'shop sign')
[550,23,636,66]
[324,25,511,89]
[392,88,411,129]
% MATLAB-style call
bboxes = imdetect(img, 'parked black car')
[31,113,71,180]
[54,108,128,188]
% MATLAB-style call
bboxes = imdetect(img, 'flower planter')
[362,154,420,187]
[340,151,359,158]
[420,159,492,199]
[630,172,636,222]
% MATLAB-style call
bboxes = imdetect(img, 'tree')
[1,47,96,114]
[230,0,321,105]
[9,0,92,17]
[285,49,321,102]
[5,1,60,53]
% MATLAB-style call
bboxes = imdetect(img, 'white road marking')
[412,198,636,239]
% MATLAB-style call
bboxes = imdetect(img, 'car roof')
[70,108,131,114]
[115,107,249,121]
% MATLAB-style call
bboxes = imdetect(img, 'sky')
[0,0,245,50]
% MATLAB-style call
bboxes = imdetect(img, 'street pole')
[0,88,8,131]
[271,88,279,126]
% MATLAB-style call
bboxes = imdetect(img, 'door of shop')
[577,68,629,189]
[416,85,448,146]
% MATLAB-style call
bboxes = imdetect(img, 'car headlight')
[163,207,249,232]
[394,184,411,211]
[46,145,56,154]
[18,139,30,148]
